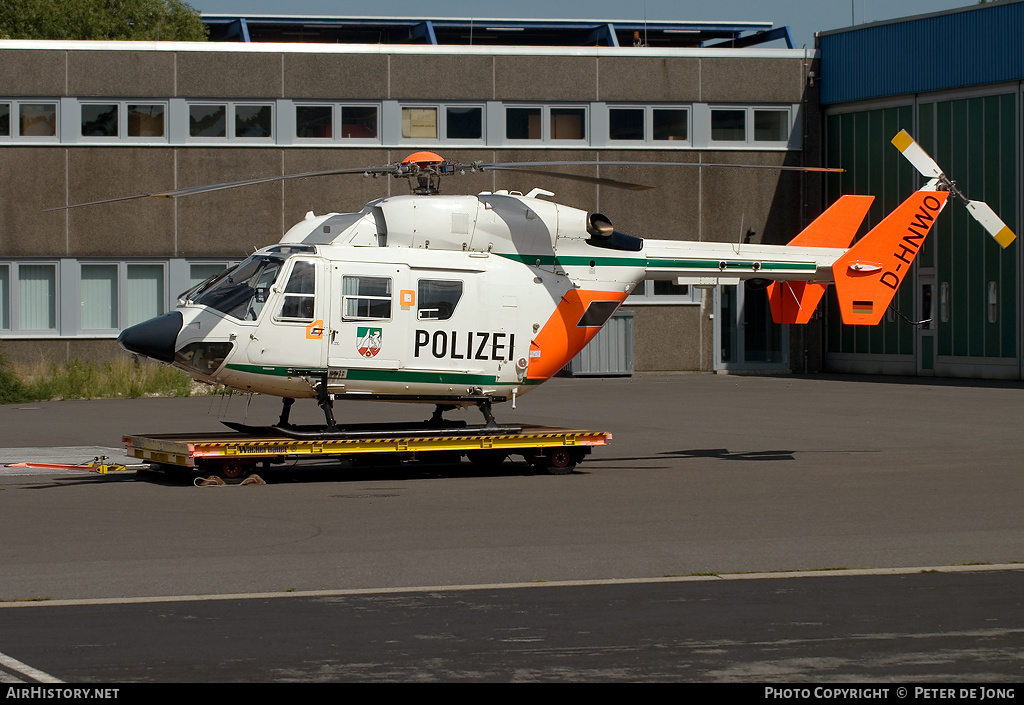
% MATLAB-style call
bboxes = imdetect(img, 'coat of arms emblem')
[356,327,382,357]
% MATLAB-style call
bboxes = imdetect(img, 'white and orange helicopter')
[61,130,1015,436]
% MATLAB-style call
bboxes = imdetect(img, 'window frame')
[504,103,589,144]
[0,100,60,141]
[707,105,793,147]
[276,259,318,323]
[0,261,61,334]
[626,279,702,305]
[186,101,275,142]
[341,275,393,322]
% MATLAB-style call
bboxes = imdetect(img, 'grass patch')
[4,356,197,402]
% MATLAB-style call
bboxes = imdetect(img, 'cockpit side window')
[278,260,316,321]
[192,255,283,321]
[417,279,464,321]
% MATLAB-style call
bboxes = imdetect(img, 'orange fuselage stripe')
[527,289,629,380]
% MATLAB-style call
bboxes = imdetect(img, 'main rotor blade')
[44,165,398,211]
[891,129,944,179]
[479,165,653,190]
[478,160,844,173]
[966,199,1017,248]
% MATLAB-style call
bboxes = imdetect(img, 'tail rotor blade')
[966,199,1017,248]
[891,129,944,179]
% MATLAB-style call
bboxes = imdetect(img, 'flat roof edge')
[0,39,815,59]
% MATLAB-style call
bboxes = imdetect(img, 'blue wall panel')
[820,1,1024,105]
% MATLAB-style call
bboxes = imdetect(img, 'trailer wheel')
[533,448,579,475]
[218,461,253,481]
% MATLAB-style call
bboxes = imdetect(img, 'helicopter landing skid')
[220,419,524,440]
[230,391,516,439]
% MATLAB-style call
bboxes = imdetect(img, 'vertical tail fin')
[832,190,949,325]
[768,195,874,324]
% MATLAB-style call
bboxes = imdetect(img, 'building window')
[609,108,644,141]
[445,106,482,140]
[627,279,701,304]
[189,263,229,288]
[0,264,9,329]
[296,104,378,141]
[128,104,165,137]
[125,264,165,327]
[19,103,58,138]
[296,105,332,138]
[608,106,689,144]
[402,107,438,139]
[80,264,118,330]
[80,102,166,140]
[341,105,377,139]
[506,106,542,140]
[550,107,586,140]
[711,109,746,141]
[235,104,272,138]
[754,109,789,142]
[506,105,587,142]
[653,108,688,141]
[708,106,792,146]
[81,104,118,137]
[0,103,9,137]
[188,103,272,140]
[18,264,57,330]
[189,104,226,137]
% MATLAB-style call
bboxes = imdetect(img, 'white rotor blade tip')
[891,130,943,179]
[966,200,1017,248]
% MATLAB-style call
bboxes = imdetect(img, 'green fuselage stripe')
[225,363,503,386]
[496,253,816,271]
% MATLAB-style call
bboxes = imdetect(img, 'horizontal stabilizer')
[832,190,949,325]
[767,195,874,323]
[768,281,828,324]
[785,194,874,248]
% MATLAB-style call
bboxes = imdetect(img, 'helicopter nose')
[117,311,183,363]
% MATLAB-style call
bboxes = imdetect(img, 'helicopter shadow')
[595,448,795,464]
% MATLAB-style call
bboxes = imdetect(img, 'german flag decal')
[852,301,874,315]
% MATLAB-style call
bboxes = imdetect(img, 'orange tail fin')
[768,195,874,324]
[832,190,949,325]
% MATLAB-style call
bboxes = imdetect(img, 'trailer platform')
[124,425,611,479]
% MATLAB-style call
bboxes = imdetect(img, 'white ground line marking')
[0,563,1021,610]
[0,651,63,683]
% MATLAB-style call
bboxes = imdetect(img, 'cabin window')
[417,279,463,321]
[193,255,282,321]
[342,276,392,320]
[279,260,316,321]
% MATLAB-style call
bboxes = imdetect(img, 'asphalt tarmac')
[0,373,1021,682]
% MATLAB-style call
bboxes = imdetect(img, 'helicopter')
[62,130,1013,436]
